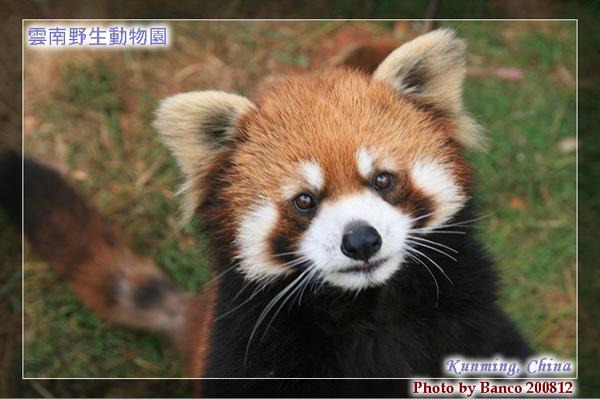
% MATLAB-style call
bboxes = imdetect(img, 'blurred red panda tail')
[0,151,194,347]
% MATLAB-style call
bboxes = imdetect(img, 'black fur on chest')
[200,201,532,397]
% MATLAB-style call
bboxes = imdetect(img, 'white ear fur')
[153,90,255,221]
[374,29,486,150]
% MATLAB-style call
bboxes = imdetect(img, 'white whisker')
[280,255,310,270]
[406,251,439,307]
[406,239,458,262]
[296,266,320,306]
[408,229,467,235]
[263,266,317,339]
[213,283,266,322]
[244,268,312,366]
[406,246,454,286]
[409,210,441,222]
[429,214,492,229]
[408,236,459,254]
[271,251,303,258]
[450,213,493,226]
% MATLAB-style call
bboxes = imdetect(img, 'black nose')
[341,223,382,262]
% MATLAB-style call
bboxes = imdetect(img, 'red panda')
[5,29,532,397]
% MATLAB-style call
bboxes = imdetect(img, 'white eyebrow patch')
[356,147,374,179]
[299,160,324,192]
[356,147,397,179]
[410,159,468,229]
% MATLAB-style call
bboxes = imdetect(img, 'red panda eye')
[294,193,316,211]
[374,173,393,190]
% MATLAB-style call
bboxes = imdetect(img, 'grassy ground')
[11,19,577,395]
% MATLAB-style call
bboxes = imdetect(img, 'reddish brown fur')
[19,158,192,345]
[222,68,470,218]
[184,286,217,396]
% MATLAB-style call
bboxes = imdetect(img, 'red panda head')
[154,29,485,291]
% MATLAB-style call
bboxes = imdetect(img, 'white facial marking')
[299,191,412,290]
[356,147,374,179]
[280,184,299,199]
[411,159,467,229]
[299,161,324,193]
[356,147,398,180]
[235,202,289,282]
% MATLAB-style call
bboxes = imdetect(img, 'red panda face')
[225,70,472,290]
[154,29,485,291]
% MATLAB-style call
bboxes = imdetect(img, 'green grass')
[455,21,576,355]
[21,20,576,390]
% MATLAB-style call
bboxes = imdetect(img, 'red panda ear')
[154,91,255,222]
[374,29,486,151]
